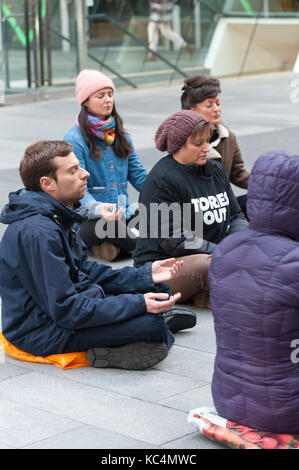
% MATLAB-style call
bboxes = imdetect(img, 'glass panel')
[48,0,78,87]
[0,0,79,94]
[223,0,299,16]
[86,0,219,87]
[1,0,298,95]
[1,0,28,92]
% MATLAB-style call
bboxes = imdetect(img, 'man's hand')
[152,258,183,284]
[144,292,181,314]
[101,203,124,221]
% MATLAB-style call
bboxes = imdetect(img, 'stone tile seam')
[0,423,86,450]
[21,424,155,450]
[0,366,200,416]
[1,356,209,402]
[157,382,211,405]
[160,430,202,448]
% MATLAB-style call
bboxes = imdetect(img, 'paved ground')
[0,71,298,451]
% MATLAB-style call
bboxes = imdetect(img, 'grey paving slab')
[25,425,157,449]
[5,356,203,403]
[0,372,194,446]
[0,362,31,381]
[162,431,224,450]
[153,344,215,383]
[159,384,215,413]
[174,315,216,355]
[0,347,6,364]
[0,396,83,448]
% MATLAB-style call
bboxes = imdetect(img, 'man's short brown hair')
[19,140,73,191]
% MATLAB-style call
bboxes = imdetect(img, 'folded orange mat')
[0,333,89,369]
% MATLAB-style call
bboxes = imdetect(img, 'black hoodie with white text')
[134,156,248,266]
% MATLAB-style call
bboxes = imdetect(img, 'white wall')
[205,18,299,76]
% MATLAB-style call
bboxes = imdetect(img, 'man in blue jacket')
[0,140,195,370]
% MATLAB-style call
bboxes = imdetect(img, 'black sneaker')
[163,307,197,333]
[87,341,168,370]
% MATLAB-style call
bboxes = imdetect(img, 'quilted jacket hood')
[247,150,299,240]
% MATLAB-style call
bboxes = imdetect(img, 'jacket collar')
[207,123,229,160]
[0,189,87,229]
[41,192,87,229]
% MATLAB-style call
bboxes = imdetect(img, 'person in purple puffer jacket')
[209,149,299,434]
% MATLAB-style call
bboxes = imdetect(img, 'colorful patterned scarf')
[76,112,116,145]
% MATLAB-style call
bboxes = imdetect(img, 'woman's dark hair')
[19,140,73,191]
[181,75,221,110]
[78,102,132,160]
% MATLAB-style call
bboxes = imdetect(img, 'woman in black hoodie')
[133,110,248,307]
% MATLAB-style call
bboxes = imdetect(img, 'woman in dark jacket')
[209,149,299,433]
[134,110,248,307]
[181,74,250,217]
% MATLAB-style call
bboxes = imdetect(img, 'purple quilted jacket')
[209,150,299,433]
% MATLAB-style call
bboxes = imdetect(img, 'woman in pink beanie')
[64,69,147,261]
[133,110,248,307]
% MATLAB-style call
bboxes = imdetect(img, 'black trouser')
[63,314,175,352]
[236,194,248,220]
[79,214,138,253]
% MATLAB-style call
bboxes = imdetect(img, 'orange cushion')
[0,332,89,369]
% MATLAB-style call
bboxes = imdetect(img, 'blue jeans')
[63,313,174,352]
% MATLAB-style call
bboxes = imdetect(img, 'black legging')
[79,214,138,253]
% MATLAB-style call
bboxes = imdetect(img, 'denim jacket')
[64,125,147,219]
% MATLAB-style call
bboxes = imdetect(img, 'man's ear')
[40,176,56,193]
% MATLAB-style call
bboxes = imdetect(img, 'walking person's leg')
[145,21,159,61]
[159,22,187,48]
[159,22,192,58]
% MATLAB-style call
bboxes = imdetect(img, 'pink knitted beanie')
[75,69,115,105]
[155,110,206,154]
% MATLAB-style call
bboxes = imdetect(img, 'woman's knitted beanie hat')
[75,69,115,105]
[155,110,206,154]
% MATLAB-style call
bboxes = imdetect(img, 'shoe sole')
[166,313,196,333]
[87,342,168,370]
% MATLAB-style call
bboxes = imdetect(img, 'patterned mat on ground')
[0,333,89,369]
[187,407,299,449]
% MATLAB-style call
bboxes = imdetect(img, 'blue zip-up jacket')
[63,125,147,219]
[0,190,164,356]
